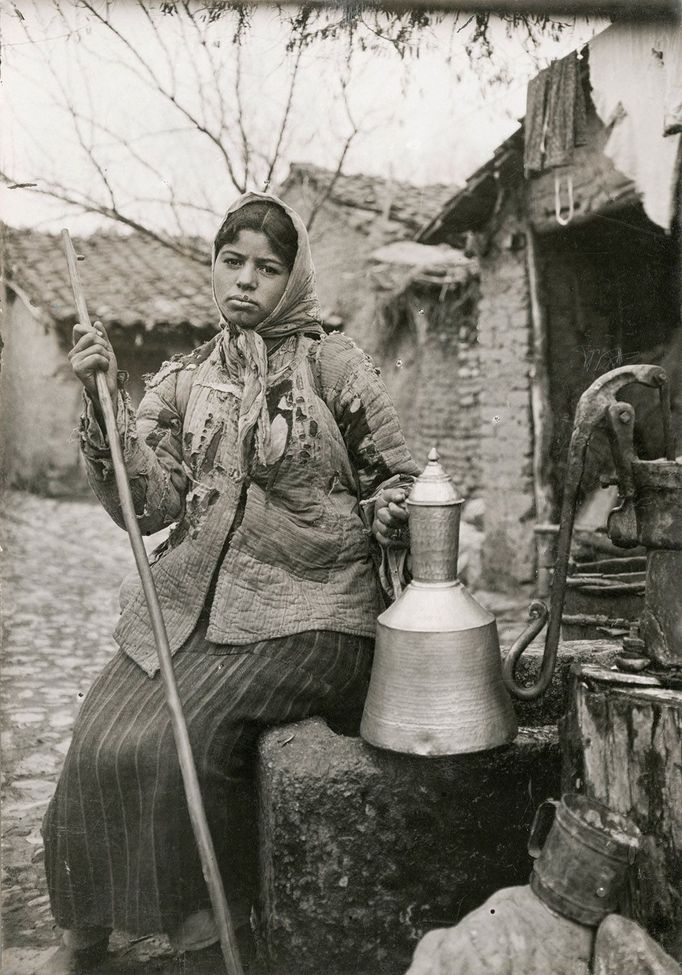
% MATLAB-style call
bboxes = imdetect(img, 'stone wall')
[258,719,560,975]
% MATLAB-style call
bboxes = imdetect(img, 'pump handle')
[502,364,669,700]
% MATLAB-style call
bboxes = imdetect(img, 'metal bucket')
[528,793,641,925]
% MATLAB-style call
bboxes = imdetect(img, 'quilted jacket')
[81,329,419,675]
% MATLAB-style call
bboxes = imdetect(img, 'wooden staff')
[61,230,244,975]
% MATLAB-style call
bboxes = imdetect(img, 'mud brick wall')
[414,299,481,492]
[475,206,536,586]
[379,284,482,494]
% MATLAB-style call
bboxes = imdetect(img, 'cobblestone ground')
[1,490,173,973]
[1,489,533,974]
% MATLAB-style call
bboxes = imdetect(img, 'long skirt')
[42,623,373,935]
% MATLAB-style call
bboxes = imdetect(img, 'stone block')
[257,719,560,975]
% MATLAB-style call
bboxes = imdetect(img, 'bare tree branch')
[0,168,211,264]
[265,41,304,188]
[234,41,252,188]
[76,0,245,191]
[138,0,179,99]
[306,73,360,233]
[6,2,372,260]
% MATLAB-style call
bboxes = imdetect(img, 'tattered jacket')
[81,330,419,675]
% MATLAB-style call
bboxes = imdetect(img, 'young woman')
[40,193,417,974]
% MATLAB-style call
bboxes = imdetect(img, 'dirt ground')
[0,489,533,974]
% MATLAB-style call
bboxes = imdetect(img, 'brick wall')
[378,281,482,494]
[475,205,536,586]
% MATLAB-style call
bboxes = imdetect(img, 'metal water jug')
[360,448,518,756]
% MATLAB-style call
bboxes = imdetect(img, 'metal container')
[360,449,518,756]
[529,794,641,925]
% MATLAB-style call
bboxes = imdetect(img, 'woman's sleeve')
[79,367,188,535]
[319,333,421,498]
[319,334,421,601]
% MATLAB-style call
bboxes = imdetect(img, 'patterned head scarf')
[212,192,324,473]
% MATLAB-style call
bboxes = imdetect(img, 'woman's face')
[214,229,291,328]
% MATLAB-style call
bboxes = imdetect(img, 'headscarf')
[211,192,324,474]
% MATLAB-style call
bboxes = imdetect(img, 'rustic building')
[418,32,682,587]
[0,228,216,495]
[278,163,455,357]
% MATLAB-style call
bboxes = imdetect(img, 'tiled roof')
[2,227,216,331]
[280,163,457,237]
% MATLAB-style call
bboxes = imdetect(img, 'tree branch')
[306,75,360,233]
[0,168,211,264]
[265,41,304,188]
[76,0,245,191]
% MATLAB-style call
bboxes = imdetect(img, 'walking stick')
[61,230,244,975]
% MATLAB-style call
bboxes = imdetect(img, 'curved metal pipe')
[502,364,668,701]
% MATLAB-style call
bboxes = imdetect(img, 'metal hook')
[554,172,575,226]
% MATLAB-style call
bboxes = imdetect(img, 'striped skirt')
[42,624,373,936]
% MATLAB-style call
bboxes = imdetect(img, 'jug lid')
[409,448,464,506]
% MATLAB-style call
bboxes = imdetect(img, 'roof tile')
[281,163,456,236]
[3,228,215,330]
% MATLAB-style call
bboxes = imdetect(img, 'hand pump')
[61,230,243,975]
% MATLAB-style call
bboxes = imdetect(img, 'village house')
[278,163,456,356]
[0,229,216,495]
[416,22,682,588]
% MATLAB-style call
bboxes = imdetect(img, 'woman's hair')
[215,201,298,271]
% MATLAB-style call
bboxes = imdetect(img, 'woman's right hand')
[68,321,118,402]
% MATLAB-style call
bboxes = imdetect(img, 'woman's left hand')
[373,488,410,548]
